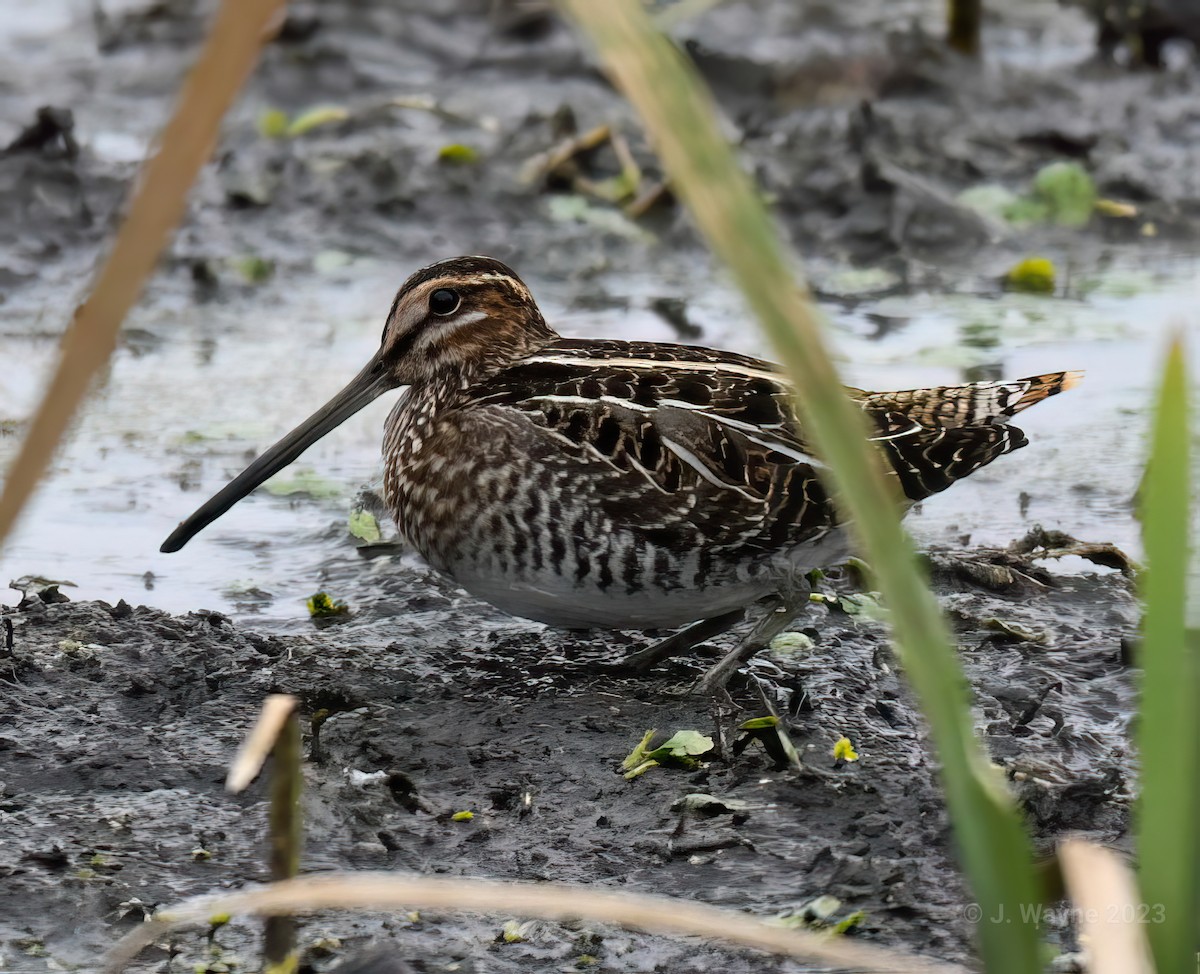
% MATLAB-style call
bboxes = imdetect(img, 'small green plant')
[1006,257,1056,295]
[306,592,348,618]
[621,729,714,779]
[437,143,480,165]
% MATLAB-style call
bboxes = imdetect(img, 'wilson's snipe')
[162,256,1079,688]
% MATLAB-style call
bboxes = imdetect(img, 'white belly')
[444,529,852,631]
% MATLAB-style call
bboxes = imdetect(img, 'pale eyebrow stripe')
[412,308,491,350]
[422,273,534,303]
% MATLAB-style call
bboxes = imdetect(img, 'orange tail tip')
[1061,369,1085,391]
[861,369,1084,429]
[1010,369,1085,414]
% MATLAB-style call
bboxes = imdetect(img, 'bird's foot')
[689,592,806,697]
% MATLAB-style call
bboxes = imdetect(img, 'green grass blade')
[556,3,1041,969]
[1137,337,1195,973]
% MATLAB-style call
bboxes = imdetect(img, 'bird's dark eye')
[429,289,460,316]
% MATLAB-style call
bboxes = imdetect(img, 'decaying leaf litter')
[0,0,1191,970]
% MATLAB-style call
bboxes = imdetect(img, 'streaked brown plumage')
[162,256,1080,681]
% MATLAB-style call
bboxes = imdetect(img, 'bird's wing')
[468,341,1070,545]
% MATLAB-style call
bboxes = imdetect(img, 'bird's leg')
[693,578,811,697]
[614,608,747,673]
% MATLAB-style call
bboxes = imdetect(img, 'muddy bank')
[1,542,1135,972]
[6,0,1200,332]
[0,0,1180,970]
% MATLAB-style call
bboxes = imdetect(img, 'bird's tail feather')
[859,370,1083,429]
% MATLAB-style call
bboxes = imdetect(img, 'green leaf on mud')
[451,810,474,822]
[737,716,801,768]
[957,183,1048,226]
[832,737,859,762]
[263,469,343,500]
[802,895,842,923]
[1006,257,1056,294]
[984,618,1048,644]
[956,183,1022,222]
[839,592,887,620]
[834,910,866,934]
[306,592,348,618]
[257,108,289,139]
[348,509,381,543]
[437,143,480,164]
[808,591,887,621]
[548,194,654,243]
[621,728,713,779]
[774,894,849,929]
[234,255,274,284]
[1032,161,1096,227]
[959,165,1096,228]
[652,730,714,758]
[811,266,902,300]
[769,630,814,655]
[286,105,350,137]
[589,169,640,203]
[672,793,751,815]
[1001,196,1051,227]
[621,729,657,770]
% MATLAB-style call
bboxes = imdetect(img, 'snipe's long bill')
[162,256,1080,679]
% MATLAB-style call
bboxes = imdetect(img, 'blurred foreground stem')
[264,710,302,972]
[558,2,1039,969]
[226,695,304,974]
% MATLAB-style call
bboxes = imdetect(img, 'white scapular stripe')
[524,393,824,467]
[526,353,785,385]
[526,393,654,412]
[661,402,824,467]
[660,436,761,503]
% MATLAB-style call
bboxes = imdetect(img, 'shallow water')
[2,248,1196,624]
[2,0,1198,630]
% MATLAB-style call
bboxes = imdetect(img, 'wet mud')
[0,0,1191,970]
[2,544,1136,972]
